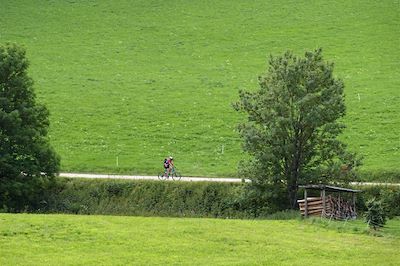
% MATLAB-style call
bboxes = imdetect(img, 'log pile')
[298,197,328,217]
[298,196,357,219]
[326,195,357,220]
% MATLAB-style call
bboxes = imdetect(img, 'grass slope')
[0,0,399,176]
[0,214,399,265]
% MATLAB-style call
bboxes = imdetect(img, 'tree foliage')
[0,43,60,211]
[234,49,360,208]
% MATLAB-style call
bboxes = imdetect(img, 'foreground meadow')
[0,214,399,265]
[0,1,399,176]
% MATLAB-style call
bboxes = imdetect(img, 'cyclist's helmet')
[169,156,173,160]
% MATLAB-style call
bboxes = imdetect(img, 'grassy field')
[0,0,399,176]
[0,213,399,265]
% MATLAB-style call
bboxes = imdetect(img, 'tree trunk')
[288,145,301,209]
[287,168,299,209]
[287,127,303,209]
[288,181,298,209]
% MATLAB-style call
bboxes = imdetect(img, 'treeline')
[7,178,399,219]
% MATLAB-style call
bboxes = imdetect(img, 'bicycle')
[158,167,182,181]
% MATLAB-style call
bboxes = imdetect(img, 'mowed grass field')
[0,214,399,265]
[0,0,399,176]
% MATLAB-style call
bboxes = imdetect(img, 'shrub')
[358,170,400,182]
[38,178,251,218]
[381,188,400,219]
[364,198,386,230]
[21,178,400,220]
[356,186,400,218]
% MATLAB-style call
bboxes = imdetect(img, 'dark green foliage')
[357,186,400,219]
[38,178,247,218]
[0,43,60,211]
[232,182,290,217]
[234,49,360,208]
[32,178,298,218]
[381,189,400,219]
[358,170,400,183]
[9,177,400,220]
[364,198,386,230]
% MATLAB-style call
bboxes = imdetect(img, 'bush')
[32,178,300,219]
[364,198,386,230]
[358,170,400,183]
[18,178,400,220]
[231,183,289,218]
[356,185,400,219]
[380,188,400,219]
[38,178,253,218]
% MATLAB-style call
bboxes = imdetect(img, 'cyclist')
[168,156,174,172]
[158,156,181,181]
[164,156,174,177]
[163,156,174,177]
[163,157,169,176]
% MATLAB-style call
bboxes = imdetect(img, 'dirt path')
[59,172,250,183]
[59,173,400,186]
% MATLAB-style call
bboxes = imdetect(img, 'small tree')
[365,198,386,230]
[0,43,60,211]
[234,49,360,209]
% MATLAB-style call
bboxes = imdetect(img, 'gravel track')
[59,172,250,183]
[59,173,400,186]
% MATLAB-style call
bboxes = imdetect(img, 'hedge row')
[37,178,250,218]
[358,170,400,183]
[27,178,400,219]
[357,185,400,219]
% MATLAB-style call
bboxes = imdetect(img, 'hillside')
[0,0,398,177]
[1,214,399,265]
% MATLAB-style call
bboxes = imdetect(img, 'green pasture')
[0,214,399,265]
[0,0,398,176]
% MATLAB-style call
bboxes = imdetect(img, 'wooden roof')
[298,184,361,193]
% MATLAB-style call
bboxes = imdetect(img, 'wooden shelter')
[298,185,361,220]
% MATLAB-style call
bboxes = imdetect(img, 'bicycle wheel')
[158,172,167,181]
[172,171,182,181]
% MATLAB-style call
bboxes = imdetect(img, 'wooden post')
[322,188,326,218]
[304,188,308,217]
[352,192,356,218]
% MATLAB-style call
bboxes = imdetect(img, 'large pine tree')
[0,43,60,211]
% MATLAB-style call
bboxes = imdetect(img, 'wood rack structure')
[298,185,361,220]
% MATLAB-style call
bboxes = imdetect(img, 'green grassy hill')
[1,0,398,177]
[1,214,399,265]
